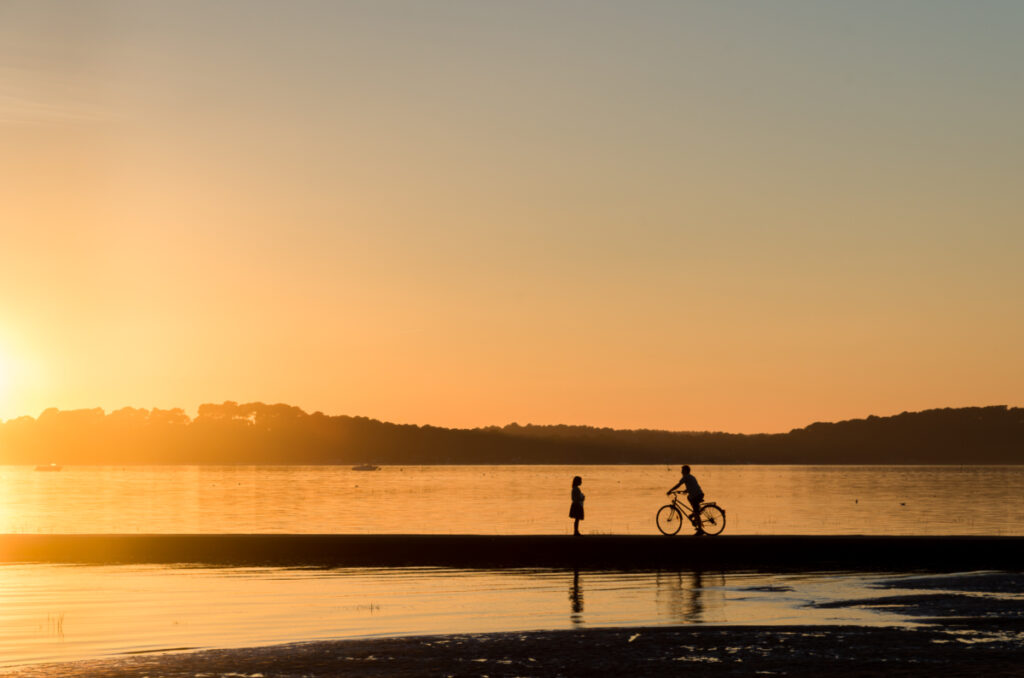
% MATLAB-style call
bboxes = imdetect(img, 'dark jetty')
[2,534,1021,570]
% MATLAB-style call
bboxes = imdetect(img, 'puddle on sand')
[805,570,1024,647]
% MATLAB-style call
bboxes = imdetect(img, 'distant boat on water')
[34,463,62,472]
[351,463,380,471]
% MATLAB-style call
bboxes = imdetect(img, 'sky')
[1,1,1022,433]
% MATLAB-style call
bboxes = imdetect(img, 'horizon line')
[2,402,1017,437]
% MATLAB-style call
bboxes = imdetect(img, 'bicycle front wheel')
[699,504,726,536]
[656,504,683,535]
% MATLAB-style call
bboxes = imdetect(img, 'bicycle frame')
[658,491,726,536]
[668,491,699,521]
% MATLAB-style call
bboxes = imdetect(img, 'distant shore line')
[2,534,1021,570]
[3,404,1022,465]
[14,461,1023,466]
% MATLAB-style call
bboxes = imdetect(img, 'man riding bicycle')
[667,465,705,535]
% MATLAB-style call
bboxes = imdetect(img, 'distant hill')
[0,403,1021,465]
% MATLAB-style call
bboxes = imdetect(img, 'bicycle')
[656,491,726,536]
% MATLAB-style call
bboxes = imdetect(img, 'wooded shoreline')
[2,404,1022,465]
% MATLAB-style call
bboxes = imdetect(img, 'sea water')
[2,465,1021,669]
[1,465,1021,535]
[0,563,938,668]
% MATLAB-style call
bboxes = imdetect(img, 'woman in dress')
[569,475,585,536]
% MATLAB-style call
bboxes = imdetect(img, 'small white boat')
[34,463,62,472]
[351,463,380,471]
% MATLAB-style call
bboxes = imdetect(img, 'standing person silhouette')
[569,476,585,536]
[667,465,705,535]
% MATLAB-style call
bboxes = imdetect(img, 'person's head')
[681,465,691,476]
[572,475,582,487]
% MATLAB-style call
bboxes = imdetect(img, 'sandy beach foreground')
[2,623,1021,678]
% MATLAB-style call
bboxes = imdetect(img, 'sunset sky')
[1,1,1021,433]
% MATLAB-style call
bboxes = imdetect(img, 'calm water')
[3,465,1020,669]
[0,563,937,668]
[2,465,1021,535]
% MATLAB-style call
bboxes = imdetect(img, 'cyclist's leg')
[690,495,705,532]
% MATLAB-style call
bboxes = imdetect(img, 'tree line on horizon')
[0,402,1021,465]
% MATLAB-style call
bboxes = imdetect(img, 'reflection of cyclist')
[667,465,705,535]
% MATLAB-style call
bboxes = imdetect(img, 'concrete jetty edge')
[2,534,1022,570]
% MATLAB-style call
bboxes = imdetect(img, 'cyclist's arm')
[666,480,683,495]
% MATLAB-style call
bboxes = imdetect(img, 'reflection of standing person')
[569,476,585,536]
[667,465,705,535]
[569,567,584,625]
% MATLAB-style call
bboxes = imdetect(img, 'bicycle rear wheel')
[699,504,726,536]
[656,504,684,535]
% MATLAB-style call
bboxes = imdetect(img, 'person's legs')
[690,495,705,534]
[573,518,581,535]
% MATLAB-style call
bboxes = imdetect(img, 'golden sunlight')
[0,339,28,421]
[0,349,10,404]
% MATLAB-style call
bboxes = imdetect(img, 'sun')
[0,351,11,415]
[0,336,47,421]
[0,341,26,421]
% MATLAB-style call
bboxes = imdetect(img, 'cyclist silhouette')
[667,465,705,535]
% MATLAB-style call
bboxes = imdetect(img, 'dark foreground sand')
[2,624,1022,678]
[3,572,1022,677]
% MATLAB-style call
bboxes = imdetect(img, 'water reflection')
[0,563,927,669]
[569,568,583,625]
[655,570,726,624]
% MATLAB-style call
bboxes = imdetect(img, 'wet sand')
[2,624,1021,678]
[2,534,1022,570]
